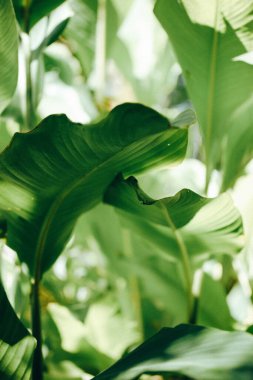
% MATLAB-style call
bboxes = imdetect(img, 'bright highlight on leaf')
[0,0,18,114]
[0,281,36,380]
[154,0,253,190]
[93,324,253,380]
[0,103,189,276]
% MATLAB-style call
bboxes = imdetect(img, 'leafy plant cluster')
[1,1,253,379]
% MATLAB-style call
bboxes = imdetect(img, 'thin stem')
[31,279,43,380]
[94,0,106,107]
[159,201,194,321]
[24,0,35,130]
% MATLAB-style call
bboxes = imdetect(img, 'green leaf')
[13,0,66,30]
[0,103,188,276]
[0,0,19,114]
[197,273,234,331]
[31,18,70,61]
[154,0,253,189]
[64,0,98,78]
[0,281,36,380]
[104,175,243,263]
[93,324,253,380]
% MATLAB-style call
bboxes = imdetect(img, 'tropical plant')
[1,1,253,380]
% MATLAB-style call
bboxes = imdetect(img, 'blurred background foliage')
[1,0,253,379]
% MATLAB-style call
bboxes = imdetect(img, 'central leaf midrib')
[33,129,175,279]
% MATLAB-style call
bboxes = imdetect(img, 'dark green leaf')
[0,103,188,275]
[93,324,253,380]
[13,0,66,30]
[0,281,35,379]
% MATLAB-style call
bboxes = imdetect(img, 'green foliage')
[0,104,187,276]
[155,0,253,190]
[0,281,35,380]
[93,324,253,380]
[0,0,18,114]
[1,0,253,379]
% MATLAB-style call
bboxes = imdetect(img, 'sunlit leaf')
[0,103,188,276]
[0,0,18,114]
[93,324,253,379]
[155,0,253,189]
[104,175,243,263]
[0,281,35,380]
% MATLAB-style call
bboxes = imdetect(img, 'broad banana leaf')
[0,103,189,276]
[154,0,253,190]
[0,0,18,114]
[0,281,35,380]
[93,324,253,379]
[104,175,243,263]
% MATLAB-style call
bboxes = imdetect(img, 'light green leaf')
[104,175,243,263]
[93,324,253,380]
[64,0,98,78]
[0,0,18,114]
[47,303,112,374]
[0,103,188,276]
[154,0,253,189]
[197,273,234,330]
[0,281,36,380]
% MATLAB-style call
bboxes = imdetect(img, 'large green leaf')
[104,175,243,263]
[0,103,188,276]
[154,0,253,190]
[0,0,19,114]
[0,281,35,380]
[93,324,253,379]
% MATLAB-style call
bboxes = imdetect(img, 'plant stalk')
[31,279,43,380]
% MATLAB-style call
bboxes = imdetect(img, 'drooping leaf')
[0,103,188,276]
[0,0,19,114]
[154,0,253,189]
[93,324,253,380]
[0,281,36,380]
[104,175,243,263]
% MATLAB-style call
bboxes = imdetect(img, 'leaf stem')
[159,201,194,322]
[31,279,43,380]
[24,0,35,130]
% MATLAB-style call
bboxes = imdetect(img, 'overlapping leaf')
[104,175,243,263]
[0,281,35,380]
[154,0,253,190]
[13,0,66,30]
[93,324,253,379]
[0,103,188,276]
[0,0,18,115]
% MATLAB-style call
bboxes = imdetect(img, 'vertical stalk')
[94,0,106,106]
[31,279,43,380]
[24,0,35,130]
[24,1,43,378]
